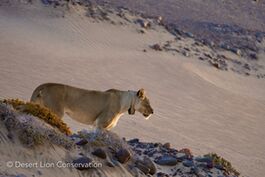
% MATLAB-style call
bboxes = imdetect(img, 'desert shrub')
[204,153,240,176]
[18,125,46,146]
[2,99,71,135]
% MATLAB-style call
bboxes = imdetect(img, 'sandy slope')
[0,3,265,177]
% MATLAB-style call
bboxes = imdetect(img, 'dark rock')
[92,148,107,159]
[209,61,220,69]
[199,57,206,61]
[138,29,146,34]
[72,156,93,170]
[70,133,80,140]
[157,172,169,177]
[7,132,13,140]
[15,174,27,177]
[128,138,139,144]
[76,139,88,146]
[185,32,194,38]
[214,164,224,170]
[135,161,150,174]
[207,161,214,168]
[136,19,151,29]
[195,156,212,163]
[41,0,50,5]
[244,63,251,70]
[175,152,187,161]
[204,53,213,59]
[152,44,163,51]
[143,156,157,175]
[115,148,131,163]
[154,143,161,147]
[144,149,156,157]
[155,155,178,166]
[37,170,42,175]
[190,166,199,174]
[182,51,189,57]
[231,48,241,56]
[249,53,258,60]
[196,162,208,168]
[183,160,194,167]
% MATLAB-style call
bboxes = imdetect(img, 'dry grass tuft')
[2,99,71,135]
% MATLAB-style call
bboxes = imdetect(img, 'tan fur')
[30,83,154,130]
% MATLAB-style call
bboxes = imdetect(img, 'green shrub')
[204,153,240,176]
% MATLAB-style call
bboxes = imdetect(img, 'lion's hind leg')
[94,111,115,130]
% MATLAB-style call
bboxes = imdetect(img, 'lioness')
[30,83,154,130]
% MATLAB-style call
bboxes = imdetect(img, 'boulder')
[155,155,178,166]
[115,148,131,163]
[92,148,107,159]
[76,139,88,146]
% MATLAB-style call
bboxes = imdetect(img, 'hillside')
[0,1,265,176]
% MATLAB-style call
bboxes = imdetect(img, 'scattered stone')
[92,148,107,159]
[138,29,146,34]
[157,172,169,177]
[136,19,151,29]
[143,156,157,175]
[151,44,163,51]
[7,132,13,140]
[199,57,206,60]
[37,170,42,176]
[128,138,139,144]
[176,152,187,161]
[195,156,213,163]
[204,53,213,59]
[244,63,251,70]
[190,166,199,174]
[214,164,224,170]
[231,48,242,56]
[182,51,189,57]
[185,32,194,38]
[249,53,258,60]
[41,0,49,5]
[115,148,131,163]
[72,156,93,170]
[76,139,88,146]
[135,160,150,174]
[163,142,170,149]
[15,174,27,177]
[155,155,178,166]
[183,160,194,167]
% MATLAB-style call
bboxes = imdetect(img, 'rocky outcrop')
[0,100,240,177]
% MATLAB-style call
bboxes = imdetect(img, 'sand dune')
[0,2,265,177]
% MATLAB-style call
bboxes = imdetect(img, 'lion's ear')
[137,88,146,99]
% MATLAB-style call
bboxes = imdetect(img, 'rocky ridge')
[2,0,264,78]
[0,101,240,177]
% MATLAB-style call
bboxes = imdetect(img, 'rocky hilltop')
[0,100,240,177]
[0,1,264,177]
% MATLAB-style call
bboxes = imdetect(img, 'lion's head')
[128,89,154,119]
